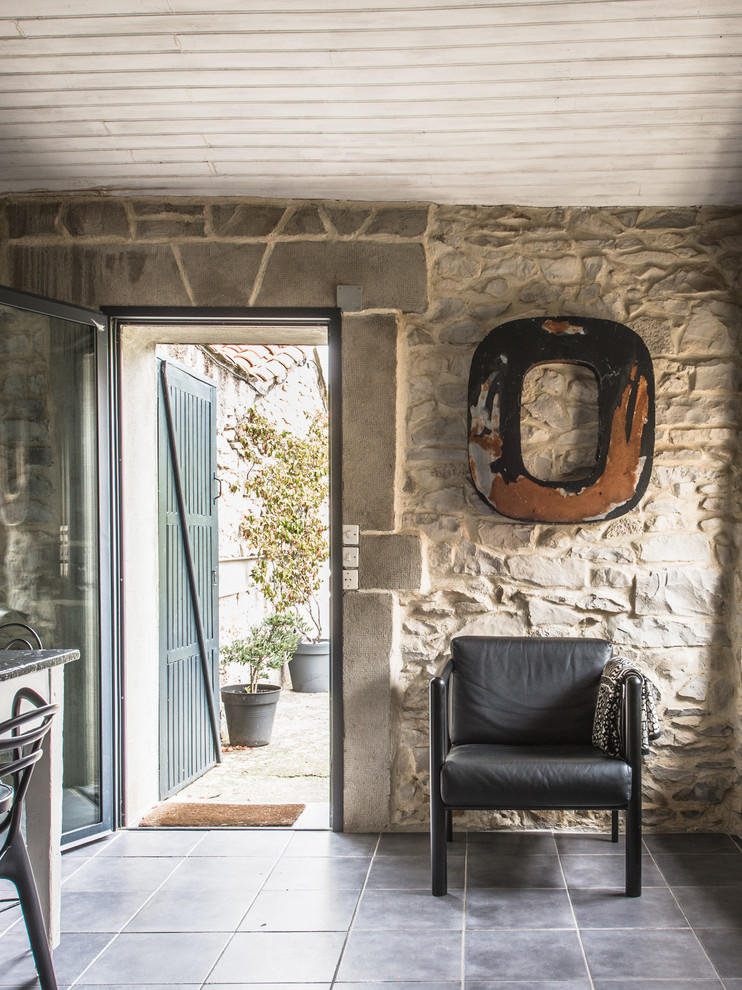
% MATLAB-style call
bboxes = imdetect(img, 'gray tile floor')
[1,828,741,988]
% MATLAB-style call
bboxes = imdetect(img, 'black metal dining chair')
[0,622,43,650]
[0,686,59,990]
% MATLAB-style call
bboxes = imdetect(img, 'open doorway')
[113,309,342,832]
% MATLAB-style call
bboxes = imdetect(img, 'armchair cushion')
[440,743,632,809]
[450,636,613,746]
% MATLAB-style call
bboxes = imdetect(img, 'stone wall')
[1,195,740,832]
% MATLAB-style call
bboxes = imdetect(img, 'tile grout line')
[329,832,382,988]
[556,830,597,990]
[65,845,199,988]
[645,843,729,989]
[198,830,298,987]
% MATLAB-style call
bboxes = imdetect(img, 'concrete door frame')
[109,307,343,829]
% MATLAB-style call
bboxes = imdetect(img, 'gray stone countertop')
[0,648,80,682]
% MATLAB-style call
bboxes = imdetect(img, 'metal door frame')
[106,307,344,831]
[0,284,118,846]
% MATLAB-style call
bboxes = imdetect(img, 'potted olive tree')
[220,611,304,746]
[238,407,330,693]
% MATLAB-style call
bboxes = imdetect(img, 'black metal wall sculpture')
[468,316,654,523]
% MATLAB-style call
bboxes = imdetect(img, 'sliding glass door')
[0,286,115,843]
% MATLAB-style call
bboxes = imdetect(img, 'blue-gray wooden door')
[158,361,219,799]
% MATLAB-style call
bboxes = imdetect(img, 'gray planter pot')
[288,639,330,693]
[220,683,280,746]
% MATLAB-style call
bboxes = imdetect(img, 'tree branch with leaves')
[238,407,329,642]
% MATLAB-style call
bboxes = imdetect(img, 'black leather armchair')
[429,636,642,897]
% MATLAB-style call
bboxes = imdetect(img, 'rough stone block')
[342,314,397,531]
[527,598,580,626]
[507,556,586,589]
[609,614,727,648]
[324,207,372,235]
[359,534,423,591]
[281,205,326,235]
[342,591,393,830]
[177,242,265,305]
[63,201,131,239]
[636,568,725,617]
[135,218,206,238]
[366,207,429,237]
[255,242,427,311]
[132,200,203,216]
[211,203,286,237]
[638,534,711,564]
[679,308,738,356]
[7,201,61,238]
[8,244,191,308]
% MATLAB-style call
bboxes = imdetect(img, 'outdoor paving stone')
[581,929,719,980]
[466,930,588,982]
[79,932,231,985]
[207,931,345,984]
[354,887,465,930]
[337,930,462,982]
[239,888,359,931]
[465,887,575,929]
[569,886,689,928]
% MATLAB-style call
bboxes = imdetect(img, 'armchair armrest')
[624,673,642,798]
[429,659,453,773]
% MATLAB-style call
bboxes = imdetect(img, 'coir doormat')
[138,802,305,828]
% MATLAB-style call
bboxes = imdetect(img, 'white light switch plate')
[342,524,360,545]
[342,546,359,567]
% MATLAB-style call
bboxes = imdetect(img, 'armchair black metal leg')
[431,792,448,896]
[625,797,642,897]
[445,809,452,842]
[611,809,619,843]
[2,834,58,990]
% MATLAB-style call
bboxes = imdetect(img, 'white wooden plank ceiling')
[0,1,740,206]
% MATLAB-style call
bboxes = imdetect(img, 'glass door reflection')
[0,291,113,841]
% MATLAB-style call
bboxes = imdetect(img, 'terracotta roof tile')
[208,344,307,385]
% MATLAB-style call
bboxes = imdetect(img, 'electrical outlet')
[342,569,358,590]
[342,546,359,568]
[342,524,359,545]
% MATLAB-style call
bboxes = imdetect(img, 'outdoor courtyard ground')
[156,689,330,812]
